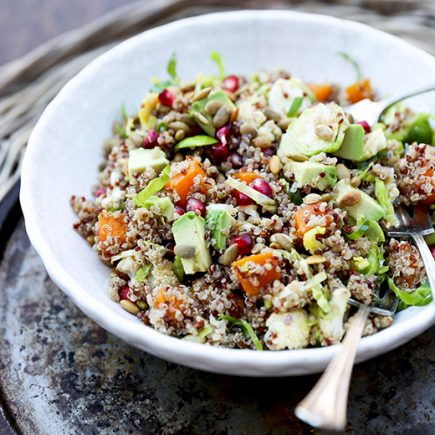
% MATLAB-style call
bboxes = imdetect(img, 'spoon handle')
[295,305,369,431]
[382,83,435,112]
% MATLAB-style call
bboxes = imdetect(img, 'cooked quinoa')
[71,53,434,350]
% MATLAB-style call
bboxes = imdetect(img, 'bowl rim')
[20,9,435,375]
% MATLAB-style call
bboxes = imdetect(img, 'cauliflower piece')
[318,287,350,344]
[237,96,267,127]
[264,309,311,350]
[268,78,314,116]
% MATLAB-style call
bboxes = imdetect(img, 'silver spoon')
[345,83,435,126]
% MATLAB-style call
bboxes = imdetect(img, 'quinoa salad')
[71,53,435,350]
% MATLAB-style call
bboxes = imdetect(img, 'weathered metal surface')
[0,221,434,434]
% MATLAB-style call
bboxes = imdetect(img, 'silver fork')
[345,83,435,126]
[295,205,435,430]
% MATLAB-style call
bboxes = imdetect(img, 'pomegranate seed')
[95,187,106,197]
[229,152,243,169]
[143,128,159,148]
[234,190,254,206]
[186,198,206,217]
[431,246,435,259]
[230,233,253,255]
[222,75,239,93]
[358,120,371,133]
[210,142,229,163]
[216,126,231,145]
[250,178,273,197]
[263,147,275,157]
[175,206,185,217]
[118,286,130,301]
[158,89,175,107]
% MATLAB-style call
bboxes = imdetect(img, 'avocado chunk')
[172,211,212,274]
[128,147,169,177]
[206,204,234,250]
[278,103,349,158]
[335,180,385,222]
[286,160,337,190]
[191,89,236,136]
[334,124,388,162]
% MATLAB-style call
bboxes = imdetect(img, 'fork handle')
[411,233,435,297]
[295,305,370,431]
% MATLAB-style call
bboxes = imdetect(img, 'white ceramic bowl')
[21,10,435,376]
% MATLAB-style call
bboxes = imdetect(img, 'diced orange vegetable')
[97,212,127,243]
[346,78,374,104]
[308,83,333,102]
[294,203,333,238]
[166,157,206,207]
[154,289,182,319]
[232,252,281,297]
[234,172,261,184]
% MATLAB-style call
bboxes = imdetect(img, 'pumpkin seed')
[315,124,334,141]
[181,80,196,92]
[178,113,195,125]
[193,111,210,125]
[288,153,308,162]
[174,244,197,258]
[175,130,185,141]
[269,155,281,174]
[204,99,224,116]
[264,107,281,121]
[306,255,326,265]
[253,136,272,149]
[230,107,239,122]
[120,300,140,314]
[213,105,232,128]
[271,233,293,251]
[338,190,361,207]
[169,121,191,133]
[350,176,361,188]
[136,300,147,310]
[219,244,238,265]
[303,193,322,204]
[240,123,258,137]
[278,117,292,130]
[193,86,212,101]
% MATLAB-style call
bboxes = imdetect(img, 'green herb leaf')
[210,51,225,80]
[121,104,128,122]
[150,80,173,93]
[312,286,330,313]
[167,52,177,81]
[219,314,263,350]
[174,135,218,150]
[287,96,303,117]
[135,265,151,282]
[173,255,184,281]
[133,165,170,207]
[338,51,362,80]
[387,278,432,310]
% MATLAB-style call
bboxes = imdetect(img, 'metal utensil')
[295,205,435,430]
[295,292,398,431]
[345,83,435,126]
